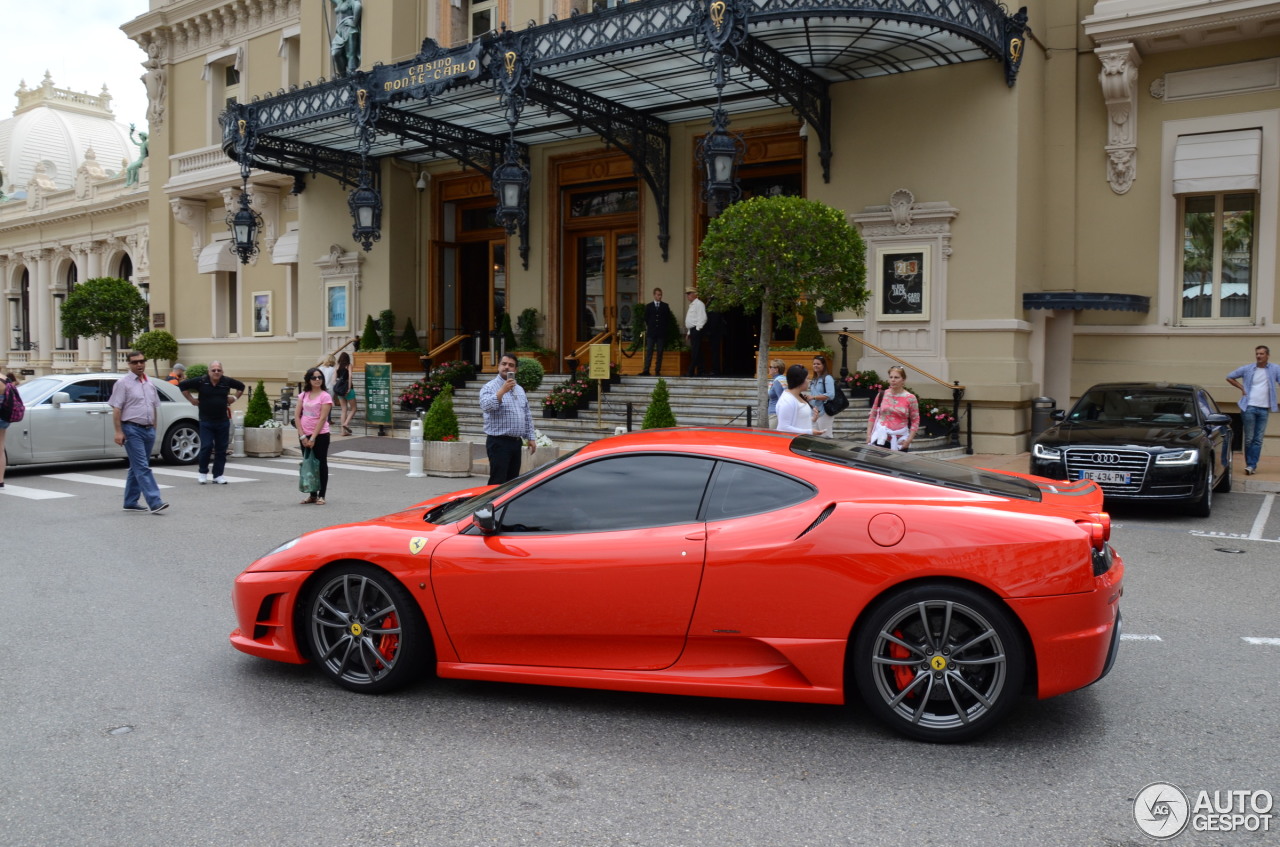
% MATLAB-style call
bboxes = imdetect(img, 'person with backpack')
[0,373,24,489]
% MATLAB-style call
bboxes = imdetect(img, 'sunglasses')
[128,359,146,364]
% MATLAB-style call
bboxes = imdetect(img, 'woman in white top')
[318,354,337,397]
[808,355,835,437]
[775,364,815,434]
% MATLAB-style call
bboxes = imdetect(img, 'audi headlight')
[1032,443,1061,461]
[1155,449,1199,465]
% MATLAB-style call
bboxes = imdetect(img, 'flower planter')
[558,407,579,420]
[353,351,427,373]
[520,445,560,475]
[243,426,283,458]
[618,351,690,376]
[542,407,557,418]
[424,440,473,478]
[924,419,954,439]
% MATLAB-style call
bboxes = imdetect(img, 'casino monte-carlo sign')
[376,41,485,97]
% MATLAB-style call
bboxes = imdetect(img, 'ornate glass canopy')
[223,0,1029,260]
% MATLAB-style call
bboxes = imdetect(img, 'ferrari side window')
[499,454,714,533]
[703,462,814,521]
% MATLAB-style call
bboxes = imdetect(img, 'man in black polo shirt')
[179,361,246,484]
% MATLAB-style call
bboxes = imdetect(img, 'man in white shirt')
[1226,345,1280,474]
[684,288,708,377]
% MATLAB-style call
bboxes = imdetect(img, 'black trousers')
[487,435,523,485]
[687,328,703,376]
[642,335,666,374]
[307,432,331,497]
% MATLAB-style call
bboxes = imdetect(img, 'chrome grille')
[1063,448,1151,494]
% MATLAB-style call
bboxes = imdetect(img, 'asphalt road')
[2,453,1278,846]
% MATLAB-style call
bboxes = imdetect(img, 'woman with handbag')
[867,365,920,451]
[295,367,333,504]
[808,355,835,437]
[334,351,356,436]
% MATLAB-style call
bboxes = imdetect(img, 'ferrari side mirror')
[473,504,496,535]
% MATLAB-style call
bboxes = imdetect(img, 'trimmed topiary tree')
[421,382,460,441]
[516,356,544,392]
[642,378,677,429]
[377,309,397,349]
[185,363,209,379]
[697,195,867,427]
[516,307,540,349]
[794,300,827,351]
[60,276,150,366]
[243,380,274,428]
[359,315,380,351]
[499,312,518,353]
[134,330,179,377]
[399,318,421,351]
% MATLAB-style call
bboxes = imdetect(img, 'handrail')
[570,329,613,363]
[835,331,964,392]
[313,336,358,369]
[426,334,469,361]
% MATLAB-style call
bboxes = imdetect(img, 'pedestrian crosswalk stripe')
[152,468,257,483]
[1120,634,1163,641]
[265,457,398,472]
[1243,637,1280,646]
[0,484,75,500]
[46,473,174,490]
[220,462,309,477]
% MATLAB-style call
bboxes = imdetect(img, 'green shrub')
[516,308,540,349]
[642,378,677,429]
[516,356,544,392]
[133,330,179,377]
[795,301,827,350]
[500,312,518,353]
[399,318,421,351]
[377,309,396,349]
[420,383,459,441]
[243,380,274,428]
[359,315,379,351]
[185,363,208,379]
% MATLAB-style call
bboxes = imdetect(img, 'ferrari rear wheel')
[853,584,1026,743]
[303,563,430,693]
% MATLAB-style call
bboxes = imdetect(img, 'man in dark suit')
[640,287,672,376]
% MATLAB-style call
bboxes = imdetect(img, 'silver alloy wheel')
[868,599,1009,732]
[161,423,200,463]
[309,571,405,687]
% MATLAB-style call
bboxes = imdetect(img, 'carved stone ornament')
[170,197,208,260]
[889,189,915,233]
[1095,42,1141,195]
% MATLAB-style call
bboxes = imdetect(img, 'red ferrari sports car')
[231,428,1123,742]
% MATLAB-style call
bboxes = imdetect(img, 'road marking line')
[151,468,257,483]
[329,450,410,464]
[266,455,399,471]
[1120,634,1163,641]
[221,462,308,476]
[1243,637,1280,646]
[1249,493,1275,541]
[45,473,173,490]
[0,485,75,500]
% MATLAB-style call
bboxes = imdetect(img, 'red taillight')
[1076,513,1110,551]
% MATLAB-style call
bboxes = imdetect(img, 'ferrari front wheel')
[853,584,1026,743]
[302,563,430,693]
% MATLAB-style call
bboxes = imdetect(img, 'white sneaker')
[214,476,228,485]
[197,473,208,485]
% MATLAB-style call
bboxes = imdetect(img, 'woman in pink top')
[294,366,334,504]
[867,365,920,451]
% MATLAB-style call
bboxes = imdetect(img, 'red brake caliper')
[374,612,400,666]
[889,629,915,693]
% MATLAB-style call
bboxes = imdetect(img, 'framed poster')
[326,282,350,331]
[252,291,273,336]
[876,245,930,321]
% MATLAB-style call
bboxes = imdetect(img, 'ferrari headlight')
[1155,449,1199,465]
[264,536,302,557]
[1032,442,1061,461]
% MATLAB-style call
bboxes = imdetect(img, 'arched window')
[64,263,79,351]
[118,254,134,282]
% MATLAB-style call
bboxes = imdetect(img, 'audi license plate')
[1080,469,1130,484]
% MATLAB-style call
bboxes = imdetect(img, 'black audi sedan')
[1030,382,1232,517]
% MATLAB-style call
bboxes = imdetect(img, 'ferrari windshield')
[792,437,1042,501]
[423,446,583,525]
[1068,388,1196,425]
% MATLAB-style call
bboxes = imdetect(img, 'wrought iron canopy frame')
[221,0,1029,257]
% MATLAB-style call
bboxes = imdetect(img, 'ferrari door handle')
[685,531,706,541]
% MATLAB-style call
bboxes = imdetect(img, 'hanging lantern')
[348,173,383,252]
[227,189,263,264]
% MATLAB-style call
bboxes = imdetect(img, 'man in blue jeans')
[1226,345,1280,475]
[179,361,246,484]
[109,352,168,513]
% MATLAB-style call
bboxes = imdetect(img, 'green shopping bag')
[299,447,321,493]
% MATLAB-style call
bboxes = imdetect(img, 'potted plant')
[420,384,472,477]
[242,380,284,457]
[541,393,558,418]
[642,378,677,429]
[353,310,429,372]
[843,369,884,399]
[507,308,558,373]
[516,356,545,392]
[917,398,958,438]
[430,360,477,389]
[696,195,868,427]
[399,378,442,412]
[519,429,560,475]
[550,384,580,419]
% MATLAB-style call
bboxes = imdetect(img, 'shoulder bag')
[822,376,848,417]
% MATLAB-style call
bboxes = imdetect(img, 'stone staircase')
[352,373,963,456]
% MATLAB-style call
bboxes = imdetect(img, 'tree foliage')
[399,318,421,351]
[60,277,149,363]
[641,378,677,429]
[421,383,460,441]
[133,330,179,377]
[243,380,274,428]
[359,315,380,351]
[500,311,518,352]
[793,301,828,351]
[696,196,867,425]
